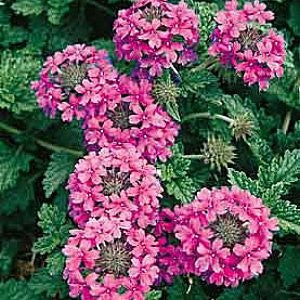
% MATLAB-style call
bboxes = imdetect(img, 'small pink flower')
[113,0,199,77]
[63,221,159,299]
[82,75,179,162]
[32,44,118,121]
[209,0,285,90]
[173,186,278,286]
[67,146,162,228]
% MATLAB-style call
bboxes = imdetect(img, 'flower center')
[60,63,88,92]
[96,241,132,277]
[210,213,248,248]
[142,5,163,22]
[102,168,131,196]
[237,27,263,52]
[107,103,131,130]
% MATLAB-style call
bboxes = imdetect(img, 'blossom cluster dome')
[174,186,278,286]
[208,0,286,90]
[63,219,159,299]
[32,44,118,122]
[113,0,200,77]
[82,75,180,162]
[67,146,163,229]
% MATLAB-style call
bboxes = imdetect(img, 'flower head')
[174,186,278,286]
[113,0,199,77]
[209,0,285,90]
[67,146,163,229]
[82,75,180,162]
[201,135,236,171]
[63,220,159,299]
[32,44,118,121]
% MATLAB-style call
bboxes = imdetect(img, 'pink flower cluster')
[171,186,278,286]
[32,44,118,121]
[82,75,179,162]
[209,0,286,90]
[114,0,199,77]
[63,218,159,299]
[67,146,163,229]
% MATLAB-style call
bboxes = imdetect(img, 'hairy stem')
[191,56,218,73]
[182,154,204,160]
[0,121,84,157]
[87,0,115,17]
[282,110,292,135]
[182,112,233,124]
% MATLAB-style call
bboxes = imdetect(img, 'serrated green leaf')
[46,251,66,276]
[33,204,71,254]
[0,279,40,300]
[28,268,68,298]
[43,152,76,198]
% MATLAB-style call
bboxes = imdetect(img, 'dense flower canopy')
[67,146,163,229]
[114,0,199,77]
[32,44,118,121]
[174,186,278,286]
[209,0,286,90]
[63,219,159,300]
[82,75,179,162]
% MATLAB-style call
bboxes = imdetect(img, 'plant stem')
[282,110,292,135]
[182,154,204,160]
[191,56,218,73]
[182,112,233,124]
[87,0,115,17]
[0,121,84,157]
[170,63,182,82]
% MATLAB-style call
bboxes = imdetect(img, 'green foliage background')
[0,0,299,299]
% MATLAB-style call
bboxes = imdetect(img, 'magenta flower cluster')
[114,0,199,77]
[156,187,278,287]
[63,219,159,299]
[209,0,286,90]
[31,0,283,298]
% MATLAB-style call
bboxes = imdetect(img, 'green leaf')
[0,239,19,276]
[159,145,198,203]
[45,250,66,276]
[11,0,43,16]
[288,0,300,36]
[278,246,300,287]
[28,268,68,298]
[33,204,71,254]
[43,152,76,198]
[217,287,245,300]
[0,142,33,193]
[167,277,208,300]
[146,290,162,300]
[227,169,259,195]
[258,150,300,195]
[0,179,34,215]
[0,279,40,300]
[0,49,41,114]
